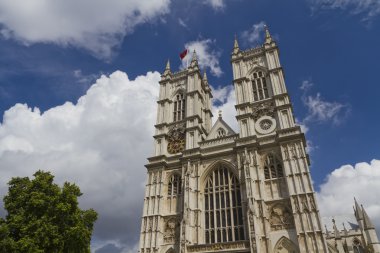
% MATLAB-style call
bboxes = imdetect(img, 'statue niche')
[164,218,180,244]
[269,203,294,231]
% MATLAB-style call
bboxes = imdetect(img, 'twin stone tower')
[137,27,380,253]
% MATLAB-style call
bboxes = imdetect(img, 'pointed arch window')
[168,174,181,197]
[173,93,186,121]
[252,71,269,101]
[216,128,226,138]
[204,166,245,244]
[353,239,364,253]
[264,154,284,180]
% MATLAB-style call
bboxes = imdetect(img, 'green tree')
[0,170,97,253]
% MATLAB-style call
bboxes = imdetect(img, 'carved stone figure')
[269,204,294,231]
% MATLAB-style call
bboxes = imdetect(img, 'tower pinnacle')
[362,205,375,229]
[233,35,240,54]
[190,50,199,67]
[163,59,171,76]
[354,198,364,221]
[264,25,273,44]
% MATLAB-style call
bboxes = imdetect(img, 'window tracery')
[353,239,364,253]
[252,71,269,101]
[264,153,284,180]
[204,166,245,244]
[168,174,182,197]
[173,93,186,121]
[216,128,226,138]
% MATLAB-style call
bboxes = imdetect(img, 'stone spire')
[362,205,375,229]
[190,50,199,67]
[162,59,171,77]
[332,218,341,239]
[354,198,364,221]
[264,25,273,44]
[325,225,329,235]
[232,35,240,54]
[343,223,348,236]
[203,69,208,82]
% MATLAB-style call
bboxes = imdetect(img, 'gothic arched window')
[173,93,186,121]
[168,174,181,197]
[264,154,284,180]
[216,128,226,138]
[204,166,244,244]
[353,239,364,253]
[252,71,269,101]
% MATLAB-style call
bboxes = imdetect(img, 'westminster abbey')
[138,27,380,253]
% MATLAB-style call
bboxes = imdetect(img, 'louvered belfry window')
[252,71,269,101]
[173,93,186,121]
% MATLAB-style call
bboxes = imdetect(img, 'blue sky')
[0,0,380,252]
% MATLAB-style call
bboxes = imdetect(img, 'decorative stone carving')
[187,241,249,252]
[269,203,294,231]
[252,101,275,121]
[255,116,276,134]
[167,123,186,154]
[164,218,179,243]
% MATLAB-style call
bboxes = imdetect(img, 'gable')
[206,117,236,140]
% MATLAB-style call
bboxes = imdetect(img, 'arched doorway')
[274,237,299,253]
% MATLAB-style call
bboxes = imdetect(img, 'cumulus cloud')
[310,0,380,20]
[212,85,238,131]
[182,39,223,77]
[0,0,170,60]
[317,159,380,232]
[241,21,266,46]
[0,70,160,251]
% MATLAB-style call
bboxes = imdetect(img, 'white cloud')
[212,85,238,131]
[0,70,160,251]
[303,93,350,125]
[300,80,314,91]
[182,39,223,77]
[178,18,188,28]
[317,159,380,232]
[204,0,225,10]
[0,0,170,60]
[241,21,266,46]
[298,80,350,126]
[311,0,380,20]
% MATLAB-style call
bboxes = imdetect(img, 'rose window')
[260,119,272,130]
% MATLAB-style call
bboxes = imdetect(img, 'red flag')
[179,49,188,60]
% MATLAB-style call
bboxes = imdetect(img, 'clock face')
[167,138,185,154]
[167,124,186,154]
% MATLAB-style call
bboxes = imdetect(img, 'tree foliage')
[0,171,97,253]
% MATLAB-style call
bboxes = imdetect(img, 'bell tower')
[230,26,328,253]
[138,27,330,253]
[153,51,212,157]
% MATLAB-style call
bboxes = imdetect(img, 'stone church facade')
[138,27,380,253]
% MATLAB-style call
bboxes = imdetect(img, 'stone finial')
[190,50,198,67]
[233,35,240,54]
[362,205,375,230]
[218,110,222,118]
[325,225,329,234]
[203,69,208,81]
[343,223,348,236]
[354,198,364,221]
[264,25,273,44]
[332,218,341,239]
[163,59,171,76]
